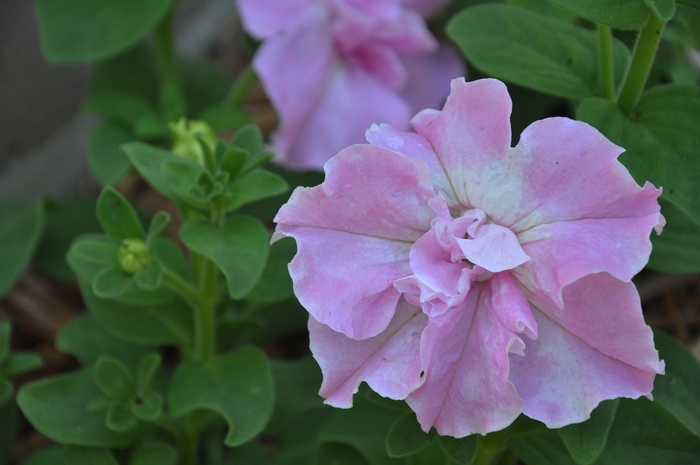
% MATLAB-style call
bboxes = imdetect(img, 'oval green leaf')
[35,0,175,62]
[180,215,269,299]
[548,0,649,29]
[0,200,44,297]
[168,347,274,447]
[386,412,436,458]
[447,4,631,99]
[558,399,619,465]
[96,187,143,244]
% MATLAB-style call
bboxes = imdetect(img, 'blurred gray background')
[0,0,237,199]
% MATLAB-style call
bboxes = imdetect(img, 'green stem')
[616,14,665,116]
[161,267,199,303]
[180,429,198,465]
[598,24,615,101]
[226,66,257,106]
[192,258,218,361]
[154,10,186,120]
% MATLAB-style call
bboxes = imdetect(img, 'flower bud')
[118,239,149,274]
[169,118,217,165]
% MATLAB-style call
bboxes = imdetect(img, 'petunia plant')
[0,0,698,464]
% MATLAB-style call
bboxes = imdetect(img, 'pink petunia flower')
[237,0,464,170]
[273,78,665,437]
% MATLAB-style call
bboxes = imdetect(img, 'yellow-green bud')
[118,239,149,274]
[169,118,217,165]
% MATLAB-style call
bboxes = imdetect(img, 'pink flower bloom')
[273,78,665,437]
[237,0,464,170]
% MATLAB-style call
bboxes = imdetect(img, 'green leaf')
[577,85,700,227]
[69,235,119,266]
[133,260,163,291]
[168,347,274,447]
[219,148,249,180]
[447,4,631,99]
[386,412,436,458]
[89,42,158,105]
[266,357,323,435]
[653,331,700,437]
[0,200,44,297]
[643,0,677,20]
[88,122,134,186]
[106,401,139,432]
[123,142,192,203]
[18,369,144,447]
[679,0,700,9]
[0,322,9,363]
[93,265,133,298]
[128,443,178,465]
[146,212,170,247]
[180,215,269,299]
[63,446,119,465]
[505,0,577,21]
[179,58,231,116]
[547,0,649,30]
[246,237,296,303]
[226,170,289,211]
[94,357,136,401]
[230,125,263,156]
[161,158,208,204]
[69,237,178,306]
[437,436,478,465]
[96,187,144,243]
[0,380,12,406]
[4,353,43,377]
[34,198,101,280]
[56,314,152,370]
[197,104,252,132]
[0,399,16,464]
[136,354,161,398]
[131,391,163,421]
[34,0,175,62]
[84,92,159,130]
[558,399,619,465]
[648,199,700,272]
[20,446,64,465]
[319,396,404,465]
[317,444,372,465]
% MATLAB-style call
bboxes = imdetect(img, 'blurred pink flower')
[238,0,464,170]
[273,78,665,437]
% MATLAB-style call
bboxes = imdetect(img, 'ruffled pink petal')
[515,213,662,307]
[457,223,530,274]
[274,145,436,339]
[253,18,336,165]
[398,46,465,114]
[370,79,513,209]
[278,64,412,170]
[238,0,322,38]
[366,123,459,206]
[406,279,534,437]
[501,118,663,232]
[310,300,428,407]
[509,273,663,428]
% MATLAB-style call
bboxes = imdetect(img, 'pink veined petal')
[253,18,336,165]
[406,280,533,437]
[310,300,428,408]
[456,223,530,274]
[410,78,513,209]
[238,0,322,38]
[274,145,436,339]
[498,117,663,231]
[509,273,663,428]
[280,64,412,170]
[515,213,662,307]
[366,123,459,206]
[398,45,465,114]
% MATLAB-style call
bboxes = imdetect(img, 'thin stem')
[180,428,199,465]
[161,267,199,303]
[617,14,665,116]
[598,24,615,101]
[226,66,257,106]
[154,10,186,120]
